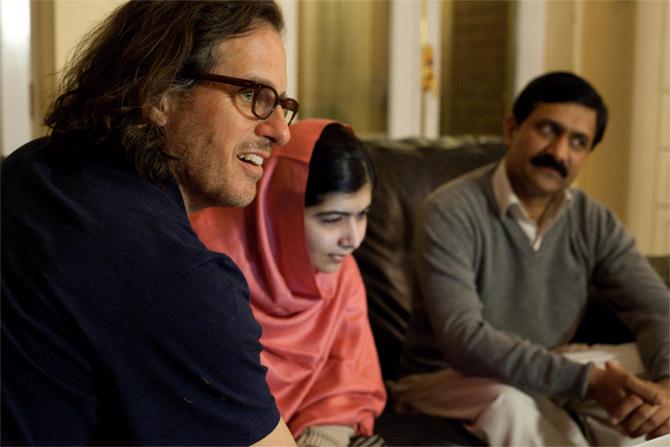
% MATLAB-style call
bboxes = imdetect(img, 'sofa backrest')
[355,136,506,380]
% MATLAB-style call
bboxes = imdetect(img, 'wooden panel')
[653,206,670,255]
[656,151,670,206]
[664,0,669,90]
[660,91,670,150]
[578,0,636,225]
[440,0,510,135]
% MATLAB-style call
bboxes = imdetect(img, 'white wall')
[626,0,670,255]
[0,0,31,156]
[387,0,441,139]
[512,0,546,96]
[278,0,298,101]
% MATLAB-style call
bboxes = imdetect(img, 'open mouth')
[237,153,264,167]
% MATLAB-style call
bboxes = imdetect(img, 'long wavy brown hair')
[45,0,284,184]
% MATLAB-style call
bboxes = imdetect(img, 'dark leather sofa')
[355,136,670,446]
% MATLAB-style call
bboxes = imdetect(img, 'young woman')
[190,119,387,446]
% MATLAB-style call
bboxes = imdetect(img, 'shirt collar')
[492,157,572,219]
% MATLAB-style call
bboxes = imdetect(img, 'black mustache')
[530,153,568,178]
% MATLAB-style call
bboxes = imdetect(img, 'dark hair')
[512,71,608,148]
[45,0,284,183]
[305,124,376,207]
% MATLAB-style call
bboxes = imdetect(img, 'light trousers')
[389,343,646,446]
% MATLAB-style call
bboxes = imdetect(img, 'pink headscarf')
[189,119,386,436]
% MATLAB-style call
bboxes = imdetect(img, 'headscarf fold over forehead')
[189,118,385,435]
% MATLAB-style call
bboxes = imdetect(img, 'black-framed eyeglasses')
[189,72,299,125]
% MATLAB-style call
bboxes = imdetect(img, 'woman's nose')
[339,219,365,250]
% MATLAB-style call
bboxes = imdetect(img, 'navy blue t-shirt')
[1,136,280,445]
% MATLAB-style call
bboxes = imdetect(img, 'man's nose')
[256,107,290,146]
[546,133,570,161]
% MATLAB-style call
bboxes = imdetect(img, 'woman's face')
[304,182,372,273]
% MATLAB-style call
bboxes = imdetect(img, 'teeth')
[238,153,263,166]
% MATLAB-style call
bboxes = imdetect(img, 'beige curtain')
[298,0,389,137]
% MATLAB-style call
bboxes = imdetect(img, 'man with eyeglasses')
[2,1,297,445]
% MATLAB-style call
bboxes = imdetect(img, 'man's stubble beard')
[169,141,263,212]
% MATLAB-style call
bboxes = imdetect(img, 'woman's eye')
[319,216,341,224]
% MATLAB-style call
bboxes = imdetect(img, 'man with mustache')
[391,72,669,445]
[1,1,297,445]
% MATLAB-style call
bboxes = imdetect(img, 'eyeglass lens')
[254,86,297,123]
[255,87,277,118]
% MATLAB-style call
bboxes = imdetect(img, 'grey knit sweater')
[400,164,669,400]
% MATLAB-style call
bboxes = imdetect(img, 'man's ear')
[149,95,172,127]
[149,106,168,127]
[502,115,518,146]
